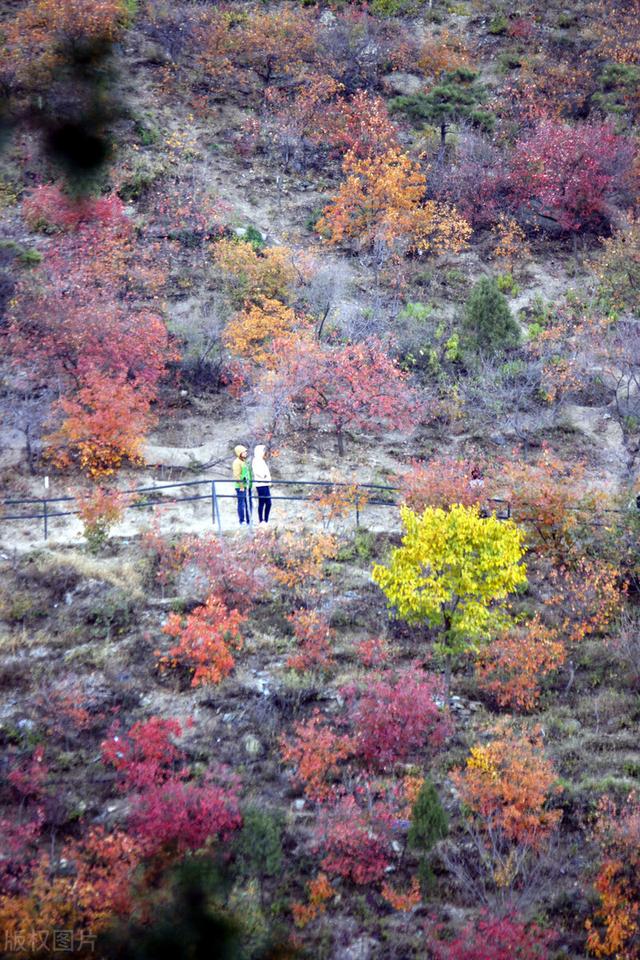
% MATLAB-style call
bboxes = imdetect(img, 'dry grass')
[33,549,147,599]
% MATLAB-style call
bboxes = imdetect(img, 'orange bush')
[451,724,562,850]
[291,872,334,929]
[47,369,155,478]
[158,594,245,687]
[544,557,623,646]
[586,793,640,959]
[308,474,371,530]
[223,299,298,367]
[381,876,421,912]
[280,711,355,801]
[417,31,470,78]
[475,616,566,712]
[0,828,143,956]
[3,0,132,82]
[75,484,131,548]
[316,148,472,259]
[257,529,338,593]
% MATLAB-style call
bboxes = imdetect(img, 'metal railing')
[0,475,514,542]
[3,470,635,545]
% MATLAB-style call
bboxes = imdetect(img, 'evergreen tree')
[462,276,521,355]
[408,780,448,892]
[389,68,494,147]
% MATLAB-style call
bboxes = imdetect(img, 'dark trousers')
[236,488,252,524]
[257,485,271,522]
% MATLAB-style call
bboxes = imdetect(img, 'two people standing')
[232,444,272,526]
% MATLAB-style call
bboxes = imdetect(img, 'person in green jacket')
[232,445,253,524]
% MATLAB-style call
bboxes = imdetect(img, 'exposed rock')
[382,72,424,96]
[340,938,379,960]
[141,442,218,468]
[557,404,626,477]
[243,733,263,758]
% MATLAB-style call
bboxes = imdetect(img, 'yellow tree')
[316,148,472,258]
[372,504,527,695]
[212,239,297,304]
[222,298,298,367]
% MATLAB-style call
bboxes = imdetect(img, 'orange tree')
[258,334,422,456]
[448,723,563,907]
[6,208,174,476]
[586,792,640,959]
[222,298,298,368]
[316,148,472,260]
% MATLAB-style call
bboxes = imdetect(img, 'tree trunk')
[336,425,345,457]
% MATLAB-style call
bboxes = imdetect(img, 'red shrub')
[355,636,391,668]
[399,457,487,513]
[316,793,397,885]
[179,534,268,613]
[429,913,556,959]
[23,185,127,233]
[322,90,399,159]
[7,746,48,799]
[508,119,634,234]
[101,717,187,791]
[159,595,245,687]
[129,777,242,856]
[286,608,335,673]
[345,668,449,770]
[280,711,355,801]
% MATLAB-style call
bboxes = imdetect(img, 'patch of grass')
[34,551,145,598]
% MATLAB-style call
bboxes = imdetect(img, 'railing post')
[43,499,48,541]
[212,481,222,535]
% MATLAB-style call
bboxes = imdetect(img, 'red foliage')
[0,811,44,895]
[128,776,242,856]
[475,616,566,712]
[399,457,487,512]
[344,667,449,771]
[429,913,556,960]
[355,636,391,668]
[179,533,268,613]
[101,717,187,791]
[322,90,399,159]
[22,185,127,233]
[7,217,174,475]
[286,608,335,673]
[260,335,421,455]
[508,120,633,233]
[48,369,157,476]
[315,792,397,885]
[7,746,48,800]
[280,711,355,801]
[159,595,245,687]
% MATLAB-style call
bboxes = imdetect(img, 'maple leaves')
[316,148,472,259]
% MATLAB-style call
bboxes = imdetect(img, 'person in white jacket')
[252,444,272,523]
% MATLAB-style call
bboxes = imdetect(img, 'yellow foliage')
[316,148,471,259]
[212,238,297,302]
[372,503,527,658]
[223,298,297,366]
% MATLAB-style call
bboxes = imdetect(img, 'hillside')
[1,1,640,958]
